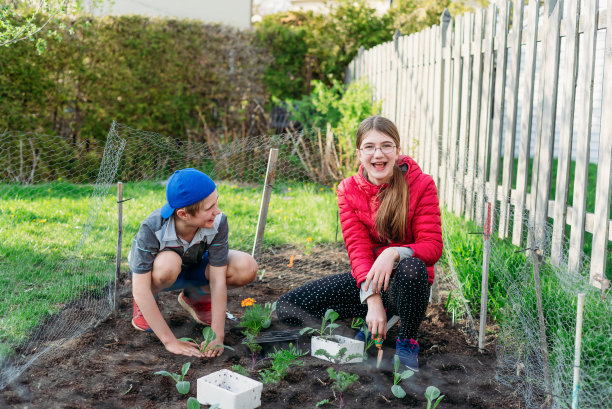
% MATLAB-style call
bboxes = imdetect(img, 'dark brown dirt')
[1,246,523,408]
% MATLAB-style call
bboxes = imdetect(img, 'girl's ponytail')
[375,162,408,243]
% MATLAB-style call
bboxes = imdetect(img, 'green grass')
[0,180,339,359]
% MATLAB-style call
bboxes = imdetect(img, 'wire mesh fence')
[1,123,610,409]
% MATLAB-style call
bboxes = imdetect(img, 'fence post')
[529,226,553,408]
[571,292,586,409]
[478,202,491,352]
[252,149,279,261]
[115,181,123,311]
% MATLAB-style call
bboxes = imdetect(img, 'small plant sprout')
[258,343,306,384]
[391,355,414,399]
[350,317,377,352]
[186,397,200,409]
[315,346,365,365]
[425,385,445,409]
[231,364,249,377]
[324,367,358,409]
[238,301,277,336]
[242,330,263,370]
[300,309,340,338]
[154,362,192,395]
[179,326,235,354]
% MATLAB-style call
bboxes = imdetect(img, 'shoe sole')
[131,318,152,332]
[177,293,211,325]
[395,356,419,373]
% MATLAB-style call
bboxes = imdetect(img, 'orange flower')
[306,237,313,242]
[241,298,256,307]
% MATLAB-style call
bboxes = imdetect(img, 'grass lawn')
[0,180,339,359]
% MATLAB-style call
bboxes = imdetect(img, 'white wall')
[93,0,252,29]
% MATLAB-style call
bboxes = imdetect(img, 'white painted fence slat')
[476,4,496,225]
[532,0,562,246]
[455,13,473,218]
[434,12,451,189]
[590,0,612,286]
[499,0,524,239]
[447,15,463,212]
[465,8,485,222]
[512,0,540,246]
[488,0,510,235]
[568,0,599,272]
[440,14,454,208]
[550,0,580,266]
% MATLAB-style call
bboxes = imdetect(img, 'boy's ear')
[175,208,188,220]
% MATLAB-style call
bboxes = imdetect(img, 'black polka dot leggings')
[277,257,430,340]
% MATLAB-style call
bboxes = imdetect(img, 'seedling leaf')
[425,386,441,400]
[187,397,200,409]
[316,399,330,407]
[176,380,190,395]
[391,384,406,398]
[181,362,191,377]
[400,370,414,380]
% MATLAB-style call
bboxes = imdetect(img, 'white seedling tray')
[197,369,263,409]
[311,335,364,364]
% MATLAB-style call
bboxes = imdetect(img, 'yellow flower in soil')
[241,298,256,307]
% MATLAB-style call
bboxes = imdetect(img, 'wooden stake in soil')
[115,181,123,311]
[528,227,553,408]
[571,292,586,409]
[252,149,279,261]
[478,202,492,352]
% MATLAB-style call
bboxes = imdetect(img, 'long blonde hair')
[356,116,408,243]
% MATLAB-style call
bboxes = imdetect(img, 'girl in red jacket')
[277,116,443,371]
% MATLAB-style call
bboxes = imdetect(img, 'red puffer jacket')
[337,155,442,286]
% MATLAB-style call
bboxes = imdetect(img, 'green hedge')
[0,13,269,150]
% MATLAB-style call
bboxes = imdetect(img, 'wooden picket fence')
[346,0,611,287]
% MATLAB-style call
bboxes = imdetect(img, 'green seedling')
[300,309,340,338]
[242,331,263,370]
[154,362,192,395]
[180,326,235,354]
[238,301,276,336]
[391,355,414,398]
[187,397,200,409]
[314,346,366,364]
[231,364,249,376]
[425,385,444,409]
[258,343,306,384]
[323,367,358,409]
[350,317,377,352]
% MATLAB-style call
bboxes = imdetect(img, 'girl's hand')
[364,248,398,293]
[366,295,387,339]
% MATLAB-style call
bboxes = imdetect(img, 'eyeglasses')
[359,143,396,155]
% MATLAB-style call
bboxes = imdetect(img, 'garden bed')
[1,247,522,408]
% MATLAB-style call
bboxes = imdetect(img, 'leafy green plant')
[314,347,366,366]
[179,326,235,354]
[186,397,201,409]
[323,367,359,409]
[231,364,249,377]
[242,331,263,370]
[258,343,307,384]
[154,362,192,395]
[425,386,445,409]
[238,301,276,336]
[390,355,414,398]
[350,317,377,352]
[300,309,340,338]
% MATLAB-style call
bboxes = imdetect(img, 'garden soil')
[1,245,522,408]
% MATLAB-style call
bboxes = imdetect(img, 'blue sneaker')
[395,338,420,372]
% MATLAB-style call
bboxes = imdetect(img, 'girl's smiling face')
[357,130,399,185]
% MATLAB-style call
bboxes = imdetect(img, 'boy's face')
[185,190,220,229]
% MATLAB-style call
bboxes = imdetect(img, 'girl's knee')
[396,257,428,282]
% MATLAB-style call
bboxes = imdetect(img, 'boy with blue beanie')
[128,168,257,358]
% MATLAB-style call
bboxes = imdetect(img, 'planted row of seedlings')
[154,302,445,409]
